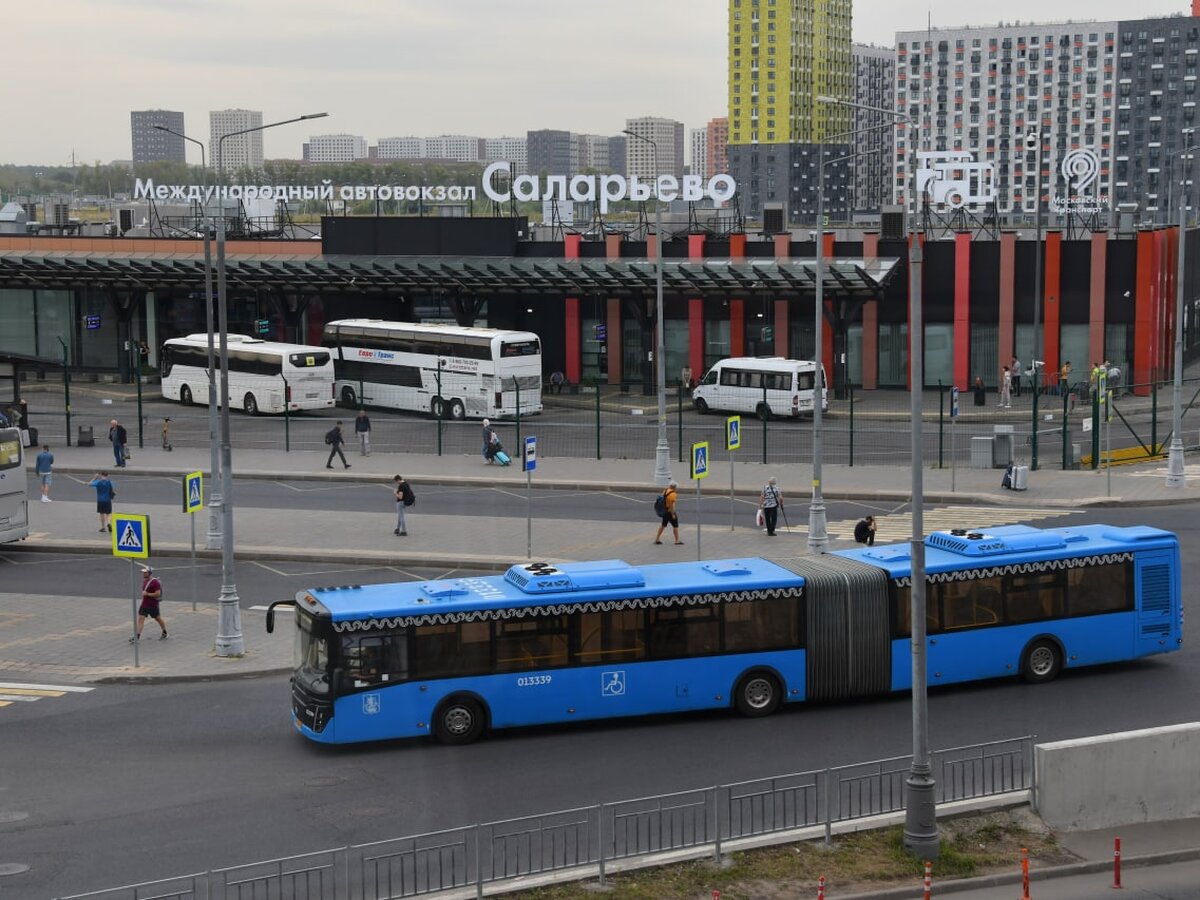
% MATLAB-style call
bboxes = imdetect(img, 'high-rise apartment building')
[572,134,611,172]
[706,117,729,179]
[422,135,485,161]
[210,109,264,173]
[376,137,424,159]
[526,129,573,177]
[851,44,895,213]
[303,134,368,163]
[726,0,854,222]
[130,110,186,166]
[485,137,528,175]
[623,117,685,184]
[607,135,628,177]
[690,127,708,178]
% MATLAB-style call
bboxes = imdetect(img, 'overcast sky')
[3,0,1188,167]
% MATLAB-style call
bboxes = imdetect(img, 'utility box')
[971,436,993,468]
[993,424,1014,468]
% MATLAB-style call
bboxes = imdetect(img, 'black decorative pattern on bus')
[892,552,1134,587]
[332,586,805,632]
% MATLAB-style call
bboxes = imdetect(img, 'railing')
[55,736,1033,900]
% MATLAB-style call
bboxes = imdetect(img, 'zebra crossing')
[0,681,94,709]
[826,505,1081,544]
[1127,463,1200,479]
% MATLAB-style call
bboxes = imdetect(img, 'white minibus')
[0,427,28,544]
[691,357,827,419]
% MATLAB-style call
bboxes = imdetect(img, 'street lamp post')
[623,129,672,485]
[213,112,328,656]
[1167,133,1194,487]
[153,124,223,550]
[1025,128,1045,470]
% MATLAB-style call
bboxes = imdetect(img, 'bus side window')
[161,346,172,378]
[1006,570,1065,623]
[892,583,940,637]
[1066,561,1132,616]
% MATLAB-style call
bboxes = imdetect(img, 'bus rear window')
[289,352,331,368]
[501,340,539,357]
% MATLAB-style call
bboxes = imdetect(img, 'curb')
[838,846,1200,899]
[91,666,293,685]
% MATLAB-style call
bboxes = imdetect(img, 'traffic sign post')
[950,387,960,493]
[182,472,204,610]
[112,513,151,668]
[725,416,741,532]
[524,436,537,559]
[691,441,709,559]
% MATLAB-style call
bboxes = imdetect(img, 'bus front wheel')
[430,397,445,418]
[434,696,486,745]
[244,393,259,416]
[180,385,193,406]
[1022,639,1062,684]
[693,398,709,414]
[734,670,782,718]
[340,386,357,408]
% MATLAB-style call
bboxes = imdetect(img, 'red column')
[1133,230,1157,392]
[954,231,971,390]
[861,231,880,389]
[729,233,746,357]
[688,234,706,376]
[818,226,835,366]
[563,234,582,383]
[774,234,791,356]
[1043,231,1062,378]
[606,297,623,386]
[998,231,1016,373]
[1089,231,1108,368]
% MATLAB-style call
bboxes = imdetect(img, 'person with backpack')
[324,421,350,469]
[393,475,415,536]
[758,476,783,537]
[653,480,682,545]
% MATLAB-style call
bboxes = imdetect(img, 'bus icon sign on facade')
[691,441,710,480]
[182,471,203,513]
[726,416,741,451]
[112,513,150,559]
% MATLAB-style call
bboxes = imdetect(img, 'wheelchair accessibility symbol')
[601,671,626,697]
[362,694,381,715]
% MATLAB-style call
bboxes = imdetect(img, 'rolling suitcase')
[1011,465,1029,491]
[494,449,511,466]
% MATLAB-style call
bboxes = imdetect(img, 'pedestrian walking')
[481,418,496,464]
[653,480,682,545]
[393,474,415,536]
[854,515,877,546]
[354,409,372,456]
[999,366,1012,408]
[681,364,693,394]
[324,421,350,469]
[973,375,986,406]
[89,470,116,532]
[34,443,54,502]
[108,418,128,467]
[129,565,167,642]
[1059,361,1072,396]
[758,476,783,537]
[1011,356,1022,397]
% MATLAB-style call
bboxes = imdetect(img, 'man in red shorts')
[130,566,168,642]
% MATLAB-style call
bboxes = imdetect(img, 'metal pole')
[595,385,601,460]
[190,513,197,612]
[1107,388,1113,497]
[729,448,735,532]
[282,374,290,452]
[526,466,532,560]
[695,478,701,561]
[1167,137,1190,487]
[436,359,443,456]
[58,337,71,446]
[129,559,140,668]
[903,220,939,860]
[203,225,223,549]
[1032,129,1044,471]
[134,341,144,448]
[808,139,828,552]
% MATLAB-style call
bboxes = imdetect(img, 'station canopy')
[0,250,901,300]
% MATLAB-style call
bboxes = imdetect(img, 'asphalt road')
[2,503,1196,897]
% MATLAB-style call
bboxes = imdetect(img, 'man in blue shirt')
[34,444,54,502]
[88,471,116,532]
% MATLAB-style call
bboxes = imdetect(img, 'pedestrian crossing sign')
[726,416,741,451]
[691,441,710,480]
[112,513,150,559]
[182,471,203,514]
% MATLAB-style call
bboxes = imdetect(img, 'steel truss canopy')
[0,251,900,299]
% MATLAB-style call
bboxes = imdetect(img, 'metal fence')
[55,736,1033,900]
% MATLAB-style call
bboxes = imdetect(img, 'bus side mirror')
[331,668,343,696]
[266,609,276,634]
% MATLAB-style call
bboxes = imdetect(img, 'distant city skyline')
[2,0,1188,166]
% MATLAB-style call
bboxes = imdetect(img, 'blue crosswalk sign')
[183,471,203,514]
[691,441,710,480]
[726,416,741,451]
[112,514,151,559]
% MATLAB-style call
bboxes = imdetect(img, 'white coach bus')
[160,334,336,415]
[0,426,28,545]
[322,319,543,419]
[691,357,827,420]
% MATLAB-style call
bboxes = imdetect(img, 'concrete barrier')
[1035,723,1200,830]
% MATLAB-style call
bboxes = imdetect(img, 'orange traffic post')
[817,874,826,899]
[1021,846,1031,900]
[923,859,933,900]
[1113,836,1122,889]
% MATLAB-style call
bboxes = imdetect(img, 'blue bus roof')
[308,557,804,623]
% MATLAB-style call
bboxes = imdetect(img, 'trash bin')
[971,436,993,468]
[24,427,38,448]
[77,425,94,447]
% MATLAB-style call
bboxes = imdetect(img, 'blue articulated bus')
[266,523,1182,745]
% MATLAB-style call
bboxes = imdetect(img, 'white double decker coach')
[323,319,543,419]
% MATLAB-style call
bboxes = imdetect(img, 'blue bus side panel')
[298,650,807,744]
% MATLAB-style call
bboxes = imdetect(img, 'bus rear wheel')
[340,386,357,408]
[448,399,466,420]
[180,385,193,406]
[434,696,486,745]
[693,398,709,414]
[244,393,259,416]
[1022,639,1062,684]
[734,671,782,718]
[756,402,772,422]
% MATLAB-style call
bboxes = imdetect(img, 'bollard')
[817,875,826,899]
[713,892,720,900]
[923,860,932,900]
[1113,835,1122,889]
[1021,847,1031,900]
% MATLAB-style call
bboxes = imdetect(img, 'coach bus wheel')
[434,697,486,745]
[735,671,781,718]
[448,399,466,420]
[1022,639,1062,684]
[340,386,357,408]
[180,385,193,406]
[244,393,259,416]
[430,397,445,418]
[756,402,772,422]
[693,398,709,414]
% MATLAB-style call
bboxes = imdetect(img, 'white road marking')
[0,682,94,693]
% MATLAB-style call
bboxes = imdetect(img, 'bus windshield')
[295,612,331,696]
[0,433,21,470]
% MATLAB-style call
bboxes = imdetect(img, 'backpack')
[653,492,667,517]
[324,429,334,445]
[402,483,416,507]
